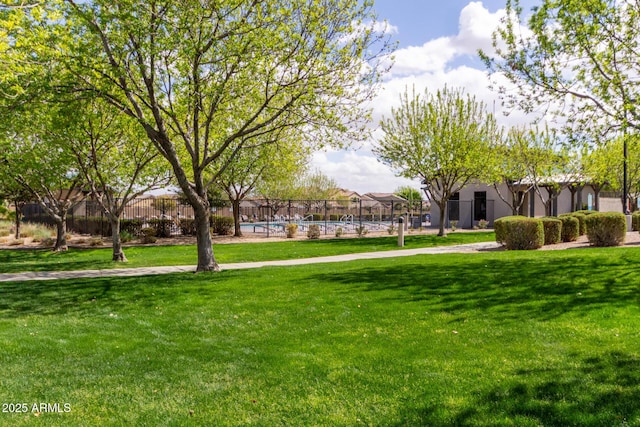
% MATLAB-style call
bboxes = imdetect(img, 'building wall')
[430,182,599,229]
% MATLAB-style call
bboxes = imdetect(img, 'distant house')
[363,192,408,206]
[430,179,601,230]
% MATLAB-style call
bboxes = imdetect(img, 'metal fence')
[22,197,431,238]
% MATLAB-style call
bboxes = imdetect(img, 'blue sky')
[311,0,541,195]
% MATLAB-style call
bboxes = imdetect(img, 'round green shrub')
[585,211,626,247]
[632,211,640,232]
[211,215,234,235]
[560,212,586,235]
[140,227,157,244]
[494,216,544,250]
[559,215,579,242]
[541,217,562,245]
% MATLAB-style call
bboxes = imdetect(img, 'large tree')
[0,176,31,240]
[0,125,85,252]
[483,0,640,130]
[374,86,501,236]
[583,135,640,211]
[516,126,580,216]
[56,99,173,261]
[215,130,308,237]
[482,0,640,209]
[1,0,393,272]
[489,127,535,215]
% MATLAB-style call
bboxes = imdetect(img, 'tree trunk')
[13,202,22,240]
[194,204,220,272]
[232,199,242,237]
[110,216,127,262]
[437,200,447,237]
[53,217,68,252]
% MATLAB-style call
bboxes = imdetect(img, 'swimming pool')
[238,220,421,235]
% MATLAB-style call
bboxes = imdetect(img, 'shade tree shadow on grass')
[312,250,640,322]
[393,351,640,426]
[0,247,115,273]
[0,272,228,318]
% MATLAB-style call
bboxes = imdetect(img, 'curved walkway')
[0,241,501,282]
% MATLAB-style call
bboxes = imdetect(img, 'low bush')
[494,216,544,250]
[565,212,587,235]
[140,227,157,244]
[575,209,597,215]
[147,218,173,238]
[632,212,640,232]
[559,215,580,242]
[89,237,104,246]
[211,215,234,236]
[335,227,343,237]
[179,218,197,236]
[20,223,53,240]
[120,230,135,243]
[355,226,368,237]
[307,224,321,240]
[285,223,298,238]
[541,217,562,245]
[71,216,111,236]
[585,212,626,247]
[30,226,54,243]
[120,219,144,237]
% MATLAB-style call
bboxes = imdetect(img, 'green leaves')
[374,85,501,235]
[375,85,499,187]
[485,0,640,136]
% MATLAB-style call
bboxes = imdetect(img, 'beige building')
[429,180,604,230]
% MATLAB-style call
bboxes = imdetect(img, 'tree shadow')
[0,248,115,273]
[395,351,640,426]
[0,272,227,319]
[309,250,640,321]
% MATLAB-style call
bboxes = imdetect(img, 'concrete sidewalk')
[0,241,500,282]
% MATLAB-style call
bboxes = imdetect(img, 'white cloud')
[386,2,507,79]
[454,1,505,55]
[311,150,421,194]
[316,2,540,193]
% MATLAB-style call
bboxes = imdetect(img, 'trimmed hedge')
[559,215,580,242]
[575,209,597,216]
[494,216,544,250]
[585,212,626,247]
[571,212,587,235]
[632,212,640,232]
[541,217,562,245]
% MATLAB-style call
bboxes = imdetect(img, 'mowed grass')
[0,231,494,273]
[1,248,640,425]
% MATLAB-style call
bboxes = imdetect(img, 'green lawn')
[0,231,495,273]
[1,247,640,425]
